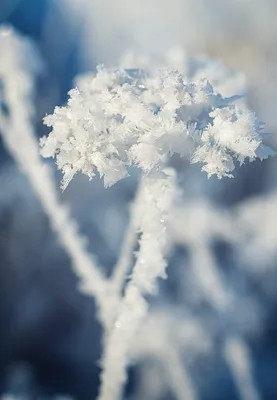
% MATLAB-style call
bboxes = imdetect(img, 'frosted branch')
[98,174,176,400]
[223,337,260,400]
[111,180,144,296]
[0,25,111,328]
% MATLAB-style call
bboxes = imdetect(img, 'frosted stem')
[162,345,197,400]
[0,116,113,325]
[111,181,144,295]
[98,175,175,400]
[190,243,260,400]
[190,242,231,310]
[0,27,112,327]
[223,337,260,400]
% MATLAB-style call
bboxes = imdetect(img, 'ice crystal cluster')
[40,66,271,189]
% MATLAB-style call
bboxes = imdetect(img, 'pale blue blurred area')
[0,1,277,399]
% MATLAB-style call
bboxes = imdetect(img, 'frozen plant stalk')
[41,65,272,400]
[0,25,111,327]
[99,173,176,399]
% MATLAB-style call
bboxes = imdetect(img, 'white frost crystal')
[40,66,271,189]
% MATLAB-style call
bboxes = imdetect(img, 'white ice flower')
[41,66,271,189]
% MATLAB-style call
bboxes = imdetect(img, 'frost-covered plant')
[40,65,272,400]
[1,10,277,400]
[41,66,271,190]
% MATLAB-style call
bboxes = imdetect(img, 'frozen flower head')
[41,65,272,190]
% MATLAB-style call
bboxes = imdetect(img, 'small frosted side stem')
[0,115,112,325]
[0,26,111,326]
[190,241,260,400]
[111,180,144,296]
[162,345,197,400]
[223,337,260,400]
[98,174,175,400]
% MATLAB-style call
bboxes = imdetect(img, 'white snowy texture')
[98,173,177,400]
[1,23,276,400]
[40,66,272,190]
